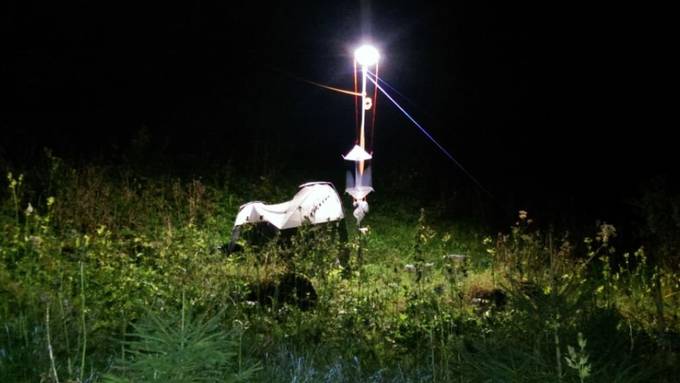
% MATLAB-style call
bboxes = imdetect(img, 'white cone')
[342,145,372,161]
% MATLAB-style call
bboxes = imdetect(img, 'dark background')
[1,1,672,228]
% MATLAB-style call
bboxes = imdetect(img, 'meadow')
[1,153,678,382]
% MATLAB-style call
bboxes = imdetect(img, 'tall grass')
[1,155,678,382]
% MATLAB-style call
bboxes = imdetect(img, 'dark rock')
[246,272,317,311]
[470,287,507,311]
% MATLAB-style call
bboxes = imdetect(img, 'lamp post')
[354,45,379,175]
[344,44,379,227]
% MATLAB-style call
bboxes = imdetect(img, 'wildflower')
[597,223,617,244]
[518,210,528,220]
[25,203,34,216]
[358,227,369,235]
[404,264,416,272]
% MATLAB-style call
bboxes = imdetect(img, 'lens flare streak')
[365,72,491,197]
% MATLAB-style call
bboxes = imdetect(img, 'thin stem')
[238,324,243,375]
[79,262,87,382]
[430,326,436,383]
[46,304,60,383]
[121,313,127,362]
[11,185,19,226]
[181,288,186,350]
[58,289,73,376]
[549,233,563,381]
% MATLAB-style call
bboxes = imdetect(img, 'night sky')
[2,1,672,227]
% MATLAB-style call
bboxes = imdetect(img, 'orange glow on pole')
[359,63,367,175]
[352,45,379,179]
[354,59,359,139]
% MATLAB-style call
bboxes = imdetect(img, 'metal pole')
[359,64,368,175]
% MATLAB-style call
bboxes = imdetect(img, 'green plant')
[411,208,436,285]
[565,332,591,383]
[2,157,679,382]
[104,302,261,382]
[7,172,24,226]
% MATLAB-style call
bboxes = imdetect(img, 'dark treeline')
[2,1,673,233]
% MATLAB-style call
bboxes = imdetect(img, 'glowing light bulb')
[354,45,379,66]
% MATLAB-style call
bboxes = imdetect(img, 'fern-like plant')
[104,303,260,383]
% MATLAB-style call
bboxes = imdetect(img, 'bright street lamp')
[354,45,380,66]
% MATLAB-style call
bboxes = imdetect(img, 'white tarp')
[233,182,344,230]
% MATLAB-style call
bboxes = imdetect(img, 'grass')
[0,155,679,382]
